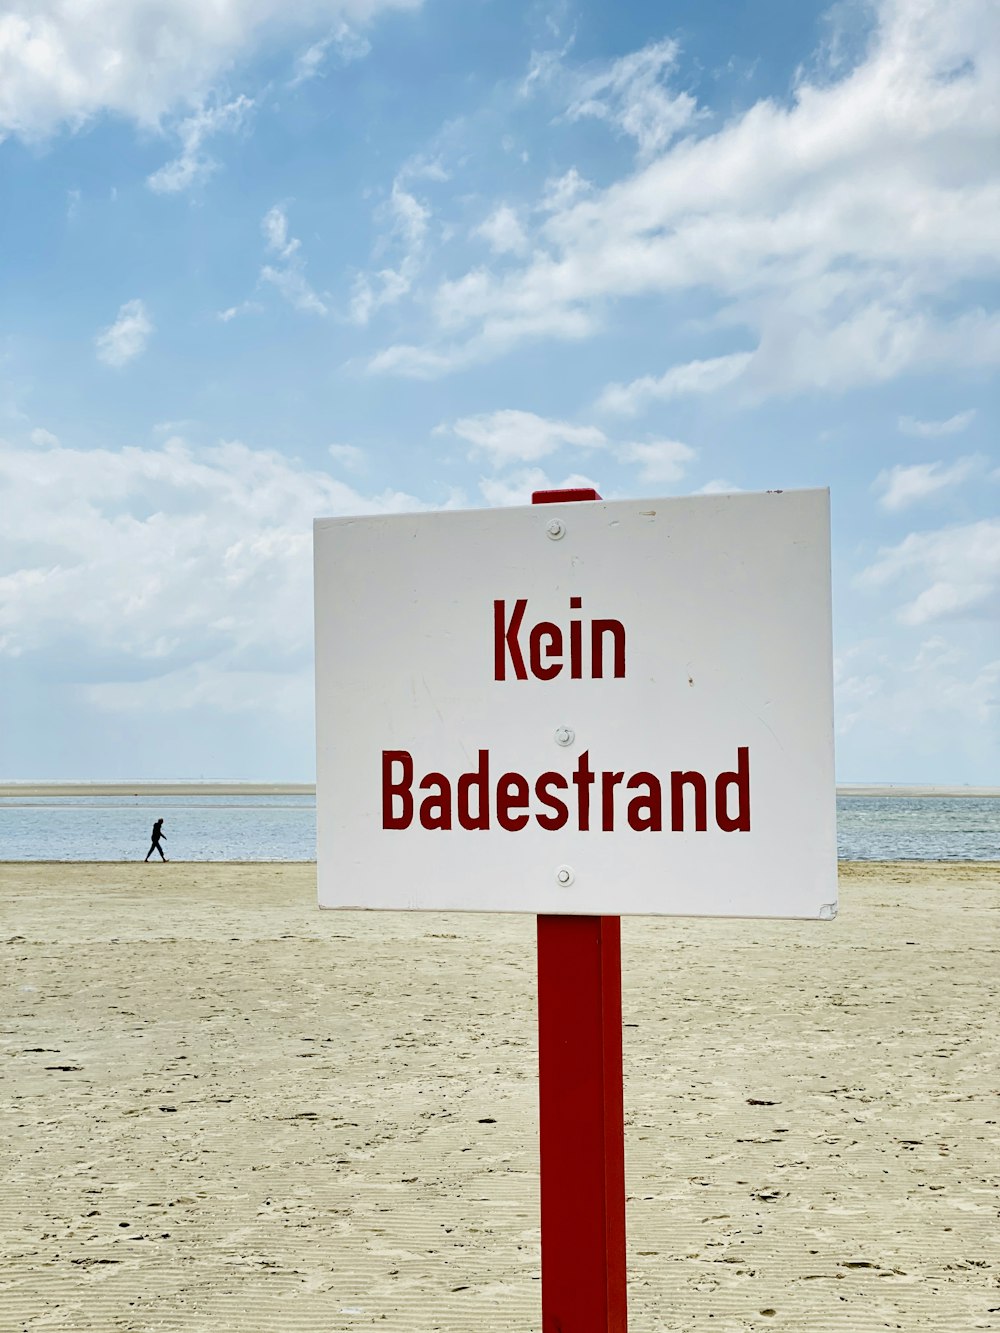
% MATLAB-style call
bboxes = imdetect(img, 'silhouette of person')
[145,818,168,862]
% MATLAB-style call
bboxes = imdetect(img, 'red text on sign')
[494,597,626,681]
[381,746,750,833]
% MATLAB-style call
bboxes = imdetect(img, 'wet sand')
[2,861,998,1332]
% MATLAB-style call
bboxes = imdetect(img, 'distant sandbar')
[836,784,1000,798]
[0,782,314,798]
[1,781,997,800]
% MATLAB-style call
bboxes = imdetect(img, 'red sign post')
[533,488,628,1333]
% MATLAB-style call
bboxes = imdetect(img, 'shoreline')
[2,780,998,799]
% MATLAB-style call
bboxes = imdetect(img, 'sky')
[0,0,997,784]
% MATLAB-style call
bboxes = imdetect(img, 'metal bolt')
[545,518,566,540]
[555,865,575,887]
[554,726,575,747]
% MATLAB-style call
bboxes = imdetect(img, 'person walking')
[145,818,168,862]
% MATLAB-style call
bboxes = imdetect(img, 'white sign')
[314,490,836,919]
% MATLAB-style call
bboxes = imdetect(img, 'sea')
[0,791,998,862]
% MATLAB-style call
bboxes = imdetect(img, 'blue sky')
[0,0,997,783]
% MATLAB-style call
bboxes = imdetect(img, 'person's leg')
[145,842,154,861]
[156,840,167,861]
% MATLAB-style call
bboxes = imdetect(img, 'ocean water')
[0,795,315,863]
[0,792,998,862]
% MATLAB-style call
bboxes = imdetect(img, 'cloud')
[0,432,424,701]
[0,0,422,140]
[95,299,153,367]
[367,341,476,378]
[476,205,530,257]
[834,636,1000,779]
[367,301,597,378]
[615,439,695,483]
[442,408,695,487]
[290,22,372,85]
[597,353,752,415]
[898,409,977,437]
[540,167,592,212]
[563,39,699,158]
[216,300,263,322]
[262,204,300,261]
[259,205,328,314]
[370,0,1000,390]
[447,409,605,467]
[860,518,1000,624]
[147,95,253,193]
[328,443,366,471]
[875,456,981,510]
[350,176,434,324]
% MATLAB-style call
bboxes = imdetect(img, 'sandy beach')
[3,861,998,1332]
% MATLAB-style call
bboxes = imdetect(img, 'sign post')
[314,485,837,1328]
[533,488,627,1333]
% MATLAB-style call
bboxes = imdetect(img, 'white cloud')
[29,427,59,448]
[259,205,327,314]
[292,39,334,86]
[898,409,977,437]
[147,95,252,193]
[597,353,752,415]
[367,302,597,378]
[448,409,605,467]
[290,22,371,85]
[350,177,433,324]
[367,341,475,378]
[615,439,695,483]
[443,409,694,486]
[0,432,423,706]
[541,168,592,212]
[261,265,329,315]
[476,205,529,257]
[371,0,1000,391]
[328,443,366,471]
[478,468,602,508]
[860,518,1000,624]
[564,39,699,158]
[262,204,300,261]
[95,299,153,368]
[875,456,981,510]
[0,0,421,140]
[216,300,263,322]
[834,637,999,776]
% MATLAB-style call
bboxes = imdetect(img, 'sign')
[314,489,836,918]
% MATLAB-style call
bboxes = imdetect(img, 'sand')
[2,862,998,1333]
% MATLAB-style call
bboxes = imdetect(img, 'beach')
[3,861,998,1332]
